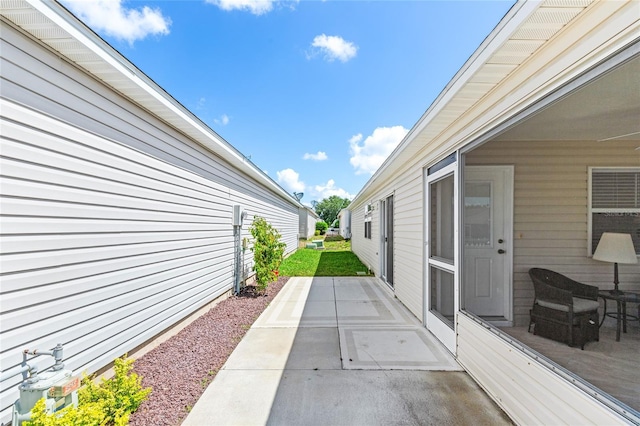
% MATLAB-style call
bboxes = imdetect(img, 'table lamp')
[592,232,638,295]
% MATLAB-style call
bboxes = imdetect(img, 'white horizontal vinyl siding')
[390,170,424,319]
[350,203,377,274]
[306,212,318,239]
[458,313,637,424]
[0,23,298,422]
[466,139,640,326]
[350,169,424,320]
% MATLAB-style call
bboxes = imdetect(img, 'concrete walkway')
[183,277,512,425]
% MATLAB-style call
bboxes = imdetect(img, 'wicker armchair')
[528,268,600,349]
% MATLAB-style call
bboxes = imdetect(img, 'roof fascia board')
[351,0,538,206]
[20,0,300,206]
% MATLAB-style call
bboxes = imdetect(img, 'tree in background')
[314,196,351,226]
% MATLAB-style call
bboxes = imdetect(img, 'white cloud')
[196,97,207,110]
[62,0,171,44]
[303,151,328,161]
[277,168,305,192]
[313,179,353,200]
[309,34,358,63]
[205,0,278,15]
[349,126,409,175]
[215,114,230,126]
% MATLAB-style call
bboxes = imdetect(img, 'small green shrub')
[249,216,286,291]
[314,230,320,236]
[25,356,151,426]
[26,398,105,426]
[315,221,328,235]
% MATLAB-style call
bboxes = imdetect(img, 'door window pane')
[465,182,492,247]
[430,174,455,261]
[430,266,455,329]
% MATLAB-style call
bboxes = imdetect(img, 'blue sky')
[61,0,514,205]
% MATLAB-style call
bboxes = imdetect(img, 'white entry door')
[463,166,513,323]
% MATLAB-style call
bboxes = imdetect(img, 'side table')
[598,290,640,341]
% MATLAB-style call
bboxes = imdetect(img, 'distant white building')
[338,208,351,239]
[299,207,320,239]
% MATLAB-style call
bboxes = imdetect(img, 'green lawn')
[280,238,371,276]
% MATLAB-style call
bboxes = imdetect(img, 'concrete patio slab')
[280,327,342,370]
[183,369,283,426]
[223,328,296,370]
[336,299,418,326]
[306,284,335,301]
[265,370,512,426]
[333,281,375,300]
[253,300,337,328]
[183,276,511,425]
[340,326,462,370]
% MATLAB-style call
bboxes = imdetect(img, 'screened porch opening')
[460,54,640,413]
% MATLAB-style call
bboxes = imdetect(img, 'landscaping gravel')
[129,277,288,426]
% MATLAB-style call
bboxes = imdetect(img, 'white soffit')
[0,0,299,205]
[353,0,603,204]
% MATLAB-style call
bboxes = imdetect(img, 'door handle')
[498,249,506,254]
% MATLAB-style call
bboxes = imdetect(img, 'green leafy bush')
[25,356,151,426]
[315,221,328,235]
[249,217,286,291]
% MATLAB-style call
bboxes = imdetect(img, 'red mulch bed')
[129,277,288,426]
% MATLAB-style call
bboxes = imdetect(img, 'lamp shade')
[593,232,638,264]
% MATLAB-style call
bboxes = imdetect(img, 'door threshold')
[479,316,512,327]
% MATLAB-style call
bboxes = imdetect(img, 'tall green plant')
[249,217,286,291]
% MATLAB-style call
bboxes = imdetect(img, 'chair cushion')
[537,297,599,313]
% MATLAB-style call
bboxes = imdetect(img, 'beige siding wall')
[390,169,424,319]
[351,168,425,320]
[350,203,377,275]
[466,139,640,326]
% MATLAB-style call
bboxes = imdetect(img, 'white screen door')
[425,161,458,354]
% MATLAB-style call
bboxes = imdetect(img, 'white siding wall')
[298,208,318,239]
[306,211,318,239]
[338,209,351,239]
[391,169,424,319]
[350,203,376,273]
[466,139,640,326]
[458,313,637,424]
[0,23,298,422]
[298,208,306,237]
[350,167,425,320]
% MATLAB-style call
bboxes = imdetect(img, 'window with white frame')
[589,167,640,255]
[364,203,372,239]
